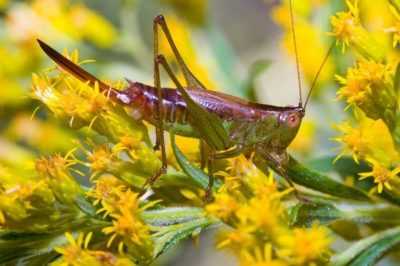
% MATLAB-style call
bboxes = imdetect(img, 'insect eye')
[287,113,299,127]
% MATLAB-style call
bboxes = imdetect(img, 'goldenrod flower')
[101,190,153,257]
[216,227,256,251]
[359,159,400,193]
[330,0,384,61]
[240,244,287,266]
[237,196,286,236]
[206,192,240,222]
[87,175,127,216]
[334,112,399,165]
[53,232,135,266]
[86,145,119,177]
[278,224,331,265]
[336,60,398,139]
[35,154,82,204]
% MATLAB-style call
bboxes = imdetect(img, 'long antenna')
[303,41,335,109]
[289,0,303,107]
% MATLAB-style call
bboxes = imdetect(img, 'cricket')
[37,0,332,201]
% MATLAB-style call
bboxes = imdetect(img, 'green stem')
[254,154,370,201]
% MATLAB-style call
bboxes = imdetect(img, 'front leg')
[253,149,306,202]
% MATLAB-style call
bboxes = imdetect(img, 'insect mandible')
[37,0,333,200]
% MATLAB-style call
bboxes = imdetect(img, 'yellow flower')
[336,60,394,116]
[35,153,82,204]
[237,196,286,236]
[101,190,153,256]
[87,175,127,216]
[278,224,331,265]
[240,244,288,266]
[330,0,384,60]
[330,3,359,51]
[216,227,255,251]
[103,207,151,253]
[334,112,399,165]
[359,159,400,193]
[53,232,135,266]
[87,145,117,175]
[206,192,240,222]
[334,122,369,163]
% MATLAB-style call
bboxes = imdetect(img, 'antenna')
[289,0,303,107]
[303,41,335,109]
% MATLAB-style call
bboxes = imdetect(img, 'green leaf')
[330,226,400,266]
[0,232,64,265]
[171,133,221,190]
[75,194,98,217]
[174,83,231,151]
[289,202,343,226]
[290,201,400,227]
[142,207,206,226]
[287,157,370,201]
[309,156,400,206]
[152,217,215,258]
[254,154,369,201]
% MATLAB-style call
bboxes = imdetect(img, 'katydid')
[37,0,333,200]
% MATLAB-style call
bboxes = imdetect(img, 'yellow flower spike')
[330,0,385,61]
[206,192,240,222]
[87,145,115,174]
[103,207,151,249]
[336,59,395,120]
[278,224,331,265]
[334,112,399,166]
[333,121,369,163]
[239,244,288,266]
[216,227,256,251]
[359,159,400,193]
[35,154,82,205]
[237,197,286,237]
[53,232,136,266]
[87,175,127,215]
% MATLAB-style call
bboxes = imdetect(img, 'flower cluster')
[332,0,400,194]
[0,153,82,231]
[206,156,332,265]
[53,232,135,266]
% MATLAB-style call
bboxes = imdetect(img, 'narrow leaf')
[253,154,369,201]
[289,202,343,226]
[152,217,214,258]
[142,207,205,226]
[171,133,221,190]
[331,226,400,266]
[287,157,369,201]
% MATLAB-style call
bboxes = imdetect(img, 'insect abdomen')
[123,81,189,125]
